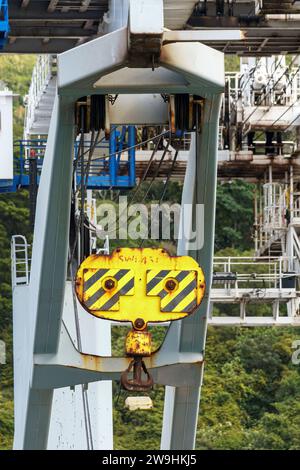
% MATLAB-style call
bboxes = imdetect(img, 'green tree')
[215,181,254,250]
[0,55,36,141]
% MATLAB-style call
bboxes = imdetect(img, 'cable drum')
[173,94,200,132]
[75,95,106,135]
[90,95,106,132]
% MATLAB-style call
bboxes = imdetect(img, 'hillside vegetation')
[0,55,300,450]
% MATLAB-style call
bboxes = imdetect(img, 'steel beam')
[13,95,74,448]
[30,95,74,355]
[2,38,80,53]
[9,0,109,20]
[208,316,300,327]
[9,26,98,38]
[161,94,223,450]
[163,29,244,42]
[32,322,204,389]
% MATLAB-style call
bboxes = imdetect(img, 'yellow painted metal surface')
[125,330,152,357]
[75,247,205,326]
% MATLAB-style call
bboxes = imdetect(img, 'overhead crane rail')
[6,0,300,54]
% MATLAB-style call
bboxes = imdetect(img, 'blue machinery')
[0,0,9,49]
[0,126,136,193]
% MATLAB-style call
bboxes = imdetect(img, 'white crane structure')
[6,0,300,452]
[11,0,224,450]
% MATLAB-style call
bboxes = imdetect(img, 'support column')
[13,94,75,449]
[254,185,258,252]
[28,154,38,228]
[161,94,222,450]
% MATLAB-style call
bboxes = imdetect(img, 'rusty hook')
[121,357,153,392]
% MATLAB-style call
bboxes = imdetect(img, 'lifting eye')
[164,278,178,293]
[103,277,117,291]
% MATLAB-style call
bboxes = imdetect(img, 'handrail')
[11,231,110,286]
[11,235,31,287]
[24,55,56,139]
[224,66,300,106]
[213,255,297,290]
[13,131,136,189]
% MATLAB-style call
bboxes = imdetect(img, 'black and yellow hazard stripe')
[83,268,134,311]
[146,269,198,313]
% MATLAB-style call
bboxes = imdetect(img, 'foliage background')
[0,55,300,450]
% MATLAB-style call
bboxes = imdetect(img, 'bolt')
[104,278,116,290]
[134,318,145,330]
[166,279,177,291]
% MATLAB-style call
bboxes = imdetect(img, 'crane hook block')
[75,247,205,327]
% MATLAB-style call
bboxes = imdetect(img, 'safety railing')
[13,129,136,190]
[24,55,56,139]
[255,218,279,254]
[263,183,286,232]
[11,233,109,287]
[11,235,31,287]
[254,182,291,253]
[251,140,295,156]
[292,193,300,219]
[224,67,300,108]
[212,256,296,291]
[225,71,241,99]
[255,184,300,253]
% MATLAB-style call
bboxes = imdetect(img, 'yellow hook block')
[75,247,205,327]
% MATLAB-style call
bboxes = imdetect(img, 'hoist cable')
[84,129,96,187]
[68,252,94,450]
[74,129,167,241]
[72,129,170,169]
[138,136,171,205]
[159,147,180,202]
[70,113,95,449]
[80,109,86,263]
[239,63,258,94]
[81,387,94,450]
[282,112,300,132]
[126,133,164,205]
[139,135,182,248]
[101,132,167,235]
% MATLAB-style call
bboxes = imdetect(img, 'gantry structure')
[3,0,300,452]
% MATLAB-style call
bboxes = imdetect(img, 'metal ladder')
[11,235,31,287]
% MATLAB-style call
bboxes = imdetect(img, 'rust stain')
[125,330,152,357]
[80,352,131,372]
